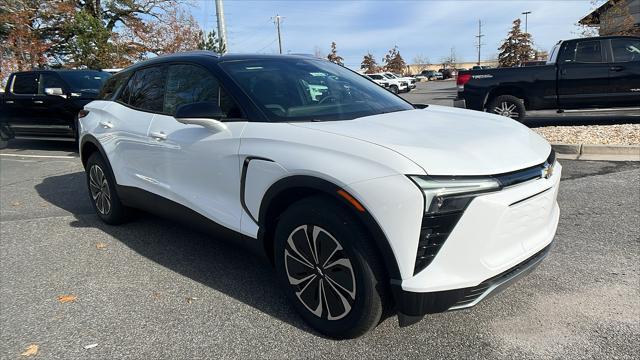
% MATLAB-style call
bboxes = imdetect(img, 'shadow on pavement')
[35,171,315,335]
[4,139,78,154]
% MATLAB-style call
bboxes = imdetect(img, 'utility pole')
[215,0,228,53]
[475,19,484,66]
[522,11,531,34]
[272,14,285,54]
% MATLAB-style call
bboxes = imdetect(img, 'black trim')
[117,185,267,259]
[509,187,552,207]
[240,156,274,225]
[79,135,114,177]
[392,242,552,318]
[258,175,402,281]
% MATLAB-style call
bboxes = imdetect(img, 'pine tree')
[498,19,535,67]
[198,30,226,54]
[327,42,344,66]
[360,52,378,73]
[383,45,406,74]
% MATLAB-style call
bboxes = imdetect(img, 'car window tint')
[164,64,243,118]
[611,38,640,62]
[561,40,603,63]
[12,74,39,95]
[99,72,129,100]
[120,66,166,112]
[38,73,66,94]
[164,64,218,115]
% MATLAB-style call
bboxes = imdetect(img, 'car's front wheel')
[488,95,526,121]
[85,152,130,224]
[389,85,399,94]
[274,196,387,339]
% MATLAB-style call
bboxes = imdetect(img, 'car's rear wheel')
[488,95,526,121]
[85,152,130,224]
[274,196,387,339]
[389,85,399,94]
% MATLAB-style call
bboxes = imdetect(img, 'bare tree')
[412,54,430,73]
[327,41,344,66]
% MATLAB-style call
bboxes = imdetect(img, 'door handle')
[33,100,44,104]
[149,131,167,141]
[99,121,113,129]
[5,100,14,104]
[610,66,624,72]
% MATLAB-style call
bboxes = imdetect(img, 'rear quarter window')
[98,72,130,100]
[12,73,39,95]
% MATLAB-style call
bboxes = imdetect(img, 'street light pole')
[522,11,531,34]
[215,0,228,53]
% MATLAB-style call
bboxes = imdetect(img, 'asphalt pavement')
[1,138,639,359]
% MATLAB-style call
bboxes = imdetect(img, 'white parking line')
[0,153,78,159]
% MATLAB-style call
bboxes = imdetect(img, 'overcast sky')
[191,0,594,68]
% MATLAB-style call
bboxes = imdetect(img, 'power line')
[271,14,285,54]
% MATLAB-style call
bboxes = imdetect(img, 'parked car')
[79,52,561,339]
[368,73,408,93]
[439,68,457,79]
[0,69,111,148]
[363,74,390,89]
[456,36,640,120]
[419,70,443,80]
[382,72,416,90]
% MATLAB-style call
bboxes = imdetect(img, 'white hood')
[293,105,551,176]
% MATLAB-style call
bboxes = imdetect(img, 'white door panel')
[96,102,156,190]
[146,114,247,232]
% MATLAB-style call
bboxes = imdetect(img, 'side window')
[12,73,39,95]
[38,73,66,94]
[98,72,129,100]
[164,64,243,118]
[611,38,640,62]
[118,66,166,112]
[561,40,603,63]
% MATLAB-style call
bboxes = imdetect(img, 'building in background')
[580,0,640,36]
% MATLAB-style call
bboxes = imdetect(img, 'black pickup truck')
[455,36,640,120]
[0,69,111,148]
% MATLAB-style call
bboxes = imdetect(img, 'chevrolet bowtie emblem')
[542,162,554,179]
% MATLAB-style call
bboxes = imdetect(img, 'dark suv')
[0,69,111,148]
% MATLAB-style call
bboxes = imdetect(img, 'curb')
[552,143,640,161]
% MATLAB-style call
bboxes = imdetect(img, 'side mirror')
[44,87,65,97]
[174,102,228,133]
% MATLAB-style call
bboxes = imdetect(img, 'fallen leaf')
[57,294,77,303]
[83,343,98,350]
[21,344,38,356]
[152,292,161,300]
[186,297,198,304]
[95,243,107,250]
[11,201,21,207]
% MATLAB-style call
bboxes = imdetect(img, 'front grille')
[452,244,551,308]
[494,150,555,187]
[414,211,463,274]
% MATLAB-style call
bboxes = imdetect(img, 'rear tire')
[0,139,7,150]
[85,152,130,225]
[390,85,399,94]
[487,95,526,121]
[274,196,387,339]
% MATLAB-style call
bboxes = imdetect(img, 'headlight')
[409,176,500,214]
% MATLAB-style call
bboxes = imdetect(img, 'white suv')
[80,52,560,339]
[367,73,408,94]
[382,72,417,90]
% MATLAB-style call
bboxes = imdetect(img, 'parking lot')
[1,88,639,358]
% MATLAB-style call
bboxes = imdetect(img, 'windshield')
[59,71,111,92]
[221,59,413,122]
[384,73,397,79]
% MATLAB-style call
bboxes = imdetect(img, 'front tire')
[274,196,387,339]
[487,95,526,121]
[389,85,399,94]
[85,152,130,225]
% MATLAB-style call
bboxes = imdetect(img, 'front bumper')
[394,161,562,319]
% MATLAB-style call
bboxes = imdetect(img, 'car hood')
[292,105,551,176]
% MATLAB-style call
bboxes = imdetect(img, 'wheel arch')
[257,175,402,281]
[80,134,114,177]
[484,85,529,109]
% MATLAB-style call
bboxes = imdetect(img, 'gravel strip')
[533,124,640,145]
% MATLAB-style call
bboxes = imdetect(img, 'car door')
[145,63,247,231]
[557,39,611,109]
[33,72,75,138]
[4,73,40,137]
[101,66,164,191]
[607,37,640,107]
